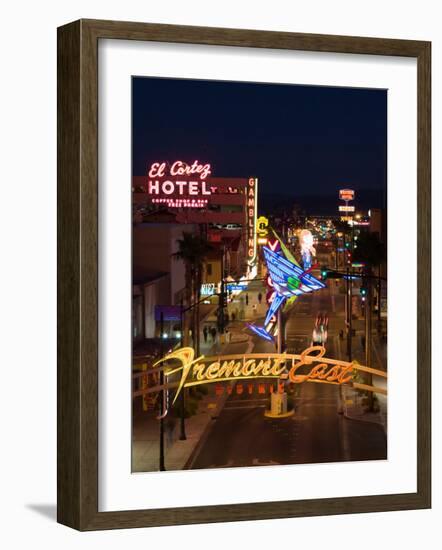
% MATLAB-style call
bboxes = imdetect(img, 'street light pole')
[346,267,352,361]
[179,299,187,440]
[365,275,373,410]
[159,312,166,471]
[218,245,226,334]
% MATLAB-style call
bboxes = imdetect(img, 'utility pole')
[334,240,338,270]
[365,275,373,410]
[346,267,352,361]
[218,248,226,334]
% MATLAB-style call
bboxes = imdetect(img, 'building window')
[207,263,212,276]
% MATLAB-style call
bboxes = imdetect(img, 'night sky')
[132,77,387,214]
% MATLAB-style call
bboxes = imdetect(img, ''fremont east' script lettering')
[152,346,359,404]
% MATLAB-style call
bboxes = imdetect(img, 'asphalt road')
[190,274,387,470]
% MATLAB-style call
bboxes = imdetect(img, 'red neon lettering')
[175,181,187,195]
[169,160,211,180]
[162,181,174,195]
[268,240,279,251]
[148,180,159,194]
[170,161,186,177]
[188,181,199,195]
[148,162,166,178]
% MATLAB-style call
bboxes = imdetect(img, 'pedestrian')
[258,292,262,304]
[245,293,249,306]
[211,326,217,342]
[203,326,208,343]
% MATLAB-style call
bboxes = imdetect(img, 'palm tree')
[353,230,386,332]
[173,231,212,354]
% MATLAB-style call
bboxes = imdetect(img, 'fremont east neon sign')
[136,345,387,402]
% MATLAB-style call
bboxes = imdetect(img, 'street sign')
[201,283,216,296]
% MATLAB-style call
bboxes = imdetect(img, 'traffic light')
[345,241,350,248]
[360,286,367,297]
[320,266,328,280]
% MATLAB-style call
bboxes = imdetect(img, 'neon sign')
[148,160,211,180]
[257,216,269,237]
[299,229,316,271]
[248,239,325,341]
[152,197,209,208]
[148,181,211,196]
[339,189,355,201]
[134,346,387,405]
[146,160,212,208]
[263,246,325,297]
[246,178,258,266]
[267,239,281,252]
[201,283,216,296]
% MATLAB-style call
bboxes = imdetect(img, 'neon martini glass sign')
[248,240,326,342]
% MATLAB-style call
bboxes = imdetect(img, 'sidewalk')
[132,326,253,473]
[341,385,387,434]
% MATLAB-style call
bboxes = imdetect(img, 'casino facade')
[132,161,258,342]
[133,161,258,272]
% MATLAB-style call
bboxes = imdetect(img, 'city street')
[130,80,389,474]
[190,270,387,470]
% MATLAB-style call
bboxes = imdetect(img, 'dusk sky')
[132,77,387,212]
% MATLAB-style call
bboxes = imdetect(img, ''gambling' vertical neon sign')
[246,177,258,266]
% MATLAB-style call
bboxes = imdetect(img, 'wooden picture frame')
[57,19,431,531]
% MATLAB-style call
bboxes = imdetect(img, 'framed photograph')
[57,19,431,530]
